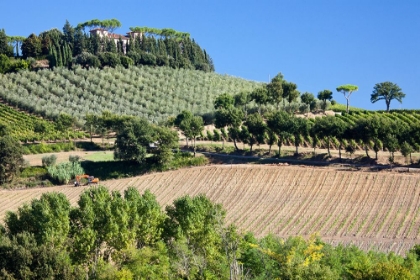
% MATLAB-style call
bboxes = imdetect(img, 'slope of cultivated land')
[0,65,261,124]
[1,165,420,255]
[0,102,86,142]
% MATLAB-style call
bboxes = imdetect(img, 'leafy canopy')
[371,81,405,112]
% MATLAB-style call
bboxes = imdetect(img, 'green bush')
[69,155,81,163]
[20,166,48,178]
[23,142,76,155]
[47,162,84,184]
[120,56,134,68]
[167,152,208,169]
[42,154,57,167]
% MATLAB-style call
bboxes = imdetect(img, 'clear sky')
[2,0,419,110]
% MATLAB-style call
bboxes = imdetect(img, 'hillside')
[0,65,262,124]
[1,165,420,255]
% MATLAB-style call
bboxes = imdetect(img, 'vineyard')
[0,65,262,124]
[0,102,86,142]
[336,110,420,127]
[1,164,420,255]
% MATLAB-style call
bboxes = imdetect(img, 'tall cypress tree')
[57,45,63,67]
[62,20,75,48]
[105,37,116,53]
[0,29,13,56]
[90,34,101,55]
[73,28,85,56]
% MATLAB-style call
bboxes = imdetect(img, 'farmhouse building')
[89,28,142,53]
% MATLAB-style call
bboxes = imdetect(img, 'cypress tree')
[57,45,63,67]
[157,39,166,56]
[62,20,75,48]
[73,28,85,56]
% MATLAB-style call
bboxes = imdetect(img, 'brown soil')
[1,164,420,255]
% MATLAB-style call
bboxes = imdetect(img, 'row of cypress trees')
[18,20,214,71]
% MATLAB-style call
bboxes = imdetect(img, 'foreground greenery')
[1,187,420,279]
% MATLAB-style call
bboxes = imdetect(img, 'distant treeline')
[0,19,214,73]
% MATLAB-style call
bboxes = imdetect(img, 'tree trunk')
[327,138,331,157]
[193,137,196,157]
[365,145,369,158]
[338,144,342,159]
[346,98,350,113]
[278,141,282,157]
[233,139,239,151]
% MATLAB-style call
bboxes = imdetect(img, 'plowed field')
[1,165,420,255]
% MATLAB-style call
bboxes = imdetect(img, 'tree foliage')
[371,81,405,112]
[1,188,420,278]
[317,89,333,112]
[114,118,154,163]
[0,136,24,184]
[0,29,13,57]
[336,84,358,113]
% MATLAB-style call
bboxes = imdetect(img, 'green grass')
[330,103,364,112]
[83,151,114,162]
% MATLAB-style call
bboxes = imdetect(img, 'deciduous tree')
[300,92,315,113]
[21,33,42,58]
[6,192,71,246]
[244,113,266,152]
[266,111,292,156]
[267,73,284,110]
[214,107,243,151]
[288,116,310,155]
[317,89,333,112]
[214,93,234,110]
[114,118,154,163]
[250,86,269,115]
[312,116,344,158]
[371,81,405,112]
[180,115,204,157]
[0,136,24,184]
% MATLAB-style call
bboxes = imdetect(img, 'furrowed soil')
[1,164,420,255]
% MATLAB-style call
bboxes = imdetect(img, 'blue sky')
[2,0,419,110]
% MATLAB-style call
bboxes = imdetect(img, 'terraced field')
[1,164,420,255]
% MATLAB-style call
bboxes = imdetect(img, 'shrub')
[20,166,48,178]
[47,162,84,184]
[120,55,134,68]
[73,52,100,69]
[42,154,57,167]
[213,129,221,141]
[69,155,81,163]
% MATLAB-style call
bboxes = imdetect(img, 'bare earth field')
[1,164,420,255]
